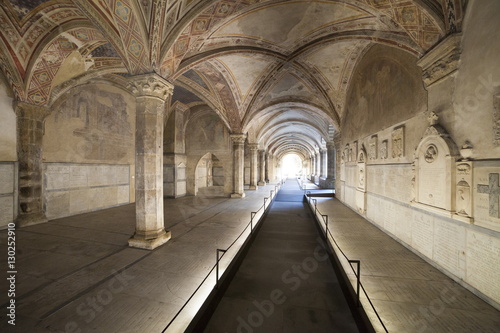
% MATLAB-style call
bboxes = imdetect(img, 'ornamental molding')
[418,33,462,87]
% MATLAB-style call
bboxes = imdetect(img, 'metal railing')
[162,182,283,333]
[306,192,388,333]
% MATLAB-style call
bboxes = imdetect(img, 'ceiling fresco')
[0,0,466,159]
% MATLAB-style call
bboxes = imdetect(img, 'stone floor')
[205,180,359,333]
[308,193,500,333]
[1,179,499,332]
[0,183,280,333]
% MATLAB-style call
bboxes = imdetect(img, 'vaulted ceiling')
[0,0,465,159]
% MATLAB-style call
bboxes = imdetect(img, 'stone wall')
[339,14,500,309]
[44,163,130,220]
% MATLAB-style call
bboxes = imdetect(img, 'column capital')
[248,143,259,151]
[128,73,173,100]
[230,133,247,144]
[326,141,336,150]
[14,101,51,120]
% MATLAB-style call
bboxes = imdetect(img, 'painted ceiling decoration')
[0,0,466,158]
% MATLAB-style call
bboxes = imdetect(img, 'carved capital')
[418,34,462,87]
[128,73,173,100]
[248,143,259,151]
[230,133,246,144]
[14,101,51,120]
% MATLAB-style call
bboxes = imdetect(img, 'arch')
[194,152,225,197]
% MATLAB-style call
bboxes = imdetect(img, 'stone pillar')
[15,102,50,227]
[315,152,320,176]
[249,143,259,190]
[128,73,172,250]
[325,142,336,189]
[310,156,315,179]
[265,152,269,182]
[231,134,246,198]
[258,149,266,185]
[320,149,327,178]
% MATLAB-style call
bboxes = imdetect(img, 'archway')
[195,153,225,197]
[279,153,304,179]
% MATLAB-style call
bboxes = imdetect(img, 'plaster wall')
[339,38,500,308]
[42,83,136,219]
[450,1,500,158]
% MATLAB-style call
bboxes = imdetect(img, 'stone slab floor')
[0,184,280,333]
[204,180,360,333]
[309,193,500,333]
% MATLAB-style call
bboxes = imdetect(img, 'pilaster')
[15,102,51,227]
[128,73,173,250]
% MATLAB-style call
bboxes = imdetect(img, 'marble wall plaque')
[417,141,447,208]
[367,165,412,203]
[0,164,14,194]
[474,163,500,231]
[411,210,434,259]
[45,165,70,190]
[46,191,70,219]
[433,219,466,279]
[69,189,90,215]
[380,140,388,159]
[466,230,500,304]
[391,126,404,158]
[0,196,14,227]
[44,163,131,219]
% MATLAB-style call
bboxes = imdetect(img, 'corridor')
[204,179,361,333]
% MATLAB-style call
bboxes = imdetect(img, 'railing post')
[348,260,361,307]
[270,190,274,197]
[322,214,328,239]
[251,212,257,233]
[216,249,227,289]
[264,197,268,210]
[313,199,317,215]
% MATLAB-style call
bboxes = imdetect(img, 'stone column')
[265,152,269,182]
[320,149,327,178]
[248,143,259,190]
[310,156,315,179]
[15,102,50,227]
[315,152,320,176]
[258,149,266,185]
[128,73,172,250]
[326,142,336,189]
[231,134,246,198]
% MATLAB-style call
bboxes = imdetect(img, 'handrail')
[307,195,388,333]
[162,182,283,333]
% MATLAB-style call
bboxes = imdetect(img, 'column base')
[249,185,258,190]
[258,181,266,186]
[231,193,246,198]
[16,212,48,227]
[128,229,171,250]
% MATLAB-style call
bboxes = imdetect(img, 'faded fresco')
[185,111,230,153]
[43,84,135,164]
[343,44,427,141]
